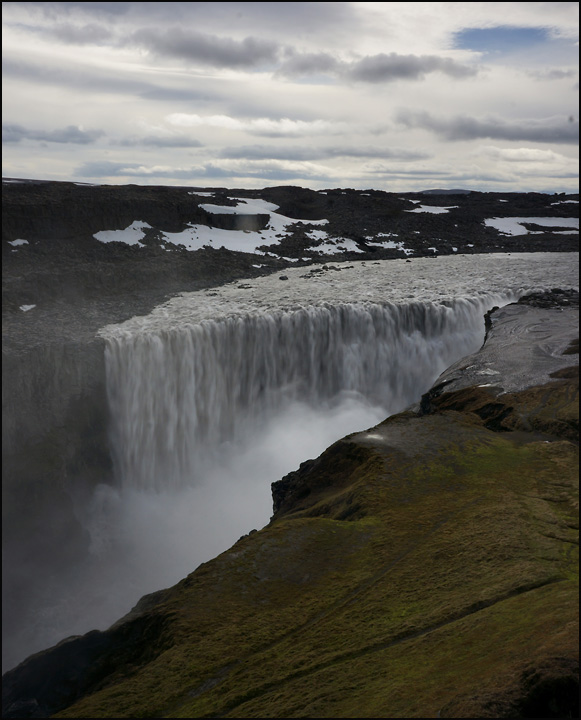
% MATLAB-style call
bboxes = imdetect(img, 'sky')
[2,1,579,192]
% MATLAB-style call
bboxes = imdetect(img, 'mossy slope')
[40,368,579,719]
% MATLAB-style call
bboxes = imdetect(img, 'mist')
[4,292,507,671]
[4,394,387,670]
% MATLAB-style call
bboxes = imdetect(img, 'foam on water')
[100,254,578,335]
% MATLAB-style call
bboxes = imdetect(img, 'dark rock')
[416,296,579,441]
[1,612,171,718]
[3,699,46,718]
[516,288,579,309]
[517,657,579,719]
[271,441,377,519]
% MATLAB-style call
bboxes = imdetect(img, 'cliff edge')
[3,290,578,719]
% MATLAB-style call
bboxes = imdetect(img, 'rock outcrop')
[2,291,578,719]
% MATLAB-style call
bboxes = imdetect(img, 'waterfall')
[104,295,511,493]
[4,252,578,672]
[0,290,521,672]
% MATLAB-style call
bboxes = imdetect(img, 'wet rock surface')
[419,289,579,405]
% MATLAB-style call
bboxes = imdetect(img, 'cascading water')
[69,293,511,653]
[6,253,578,672]
[104,297,509,493]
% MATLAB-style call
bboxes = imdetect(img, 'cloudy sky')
[2,2,579,191]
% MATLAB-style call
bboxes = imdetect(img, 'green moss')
[52,379,578,719]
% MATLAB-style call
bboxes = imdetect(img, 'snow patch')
[312,238,364,254]
[305,229,329,241]
[92,197,330,258]
[405,205,458,214]
[163,198,329,255]
[94,221,151,247]
[365,235,414,255]
[200,198,280,215]
[484,217,579,236]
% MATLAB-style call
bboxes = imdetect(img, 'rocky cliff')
[2,290,578,719]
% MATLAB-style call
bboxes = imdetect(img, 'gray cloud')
[74,159,332,182]
[5,2,132,17]
[166,114,339,138]
[396,110,580,144]
[115,135,203,148]
[49,21,113,44]
[219,145,326,161]
[365,168,449,177]
[277,50,477,83]
[131,27,279,68]
[329,146,431,160]
[529,68,578,81]
[10,2,355,37]
[277,52,340,78]
[3,123,104,144]
[74,160,142,176]
[347,53,477,83]
[219,144,430,161]
[5,6,476,83]
[202,163,331,181]
[2,58,216,103]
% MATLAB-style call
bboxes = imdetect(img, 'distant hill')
[419,188,473,195]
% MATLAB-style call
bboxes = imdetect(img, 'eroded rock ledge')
[2,290,578,719]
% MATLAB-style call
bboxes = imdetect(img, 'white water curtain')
[105,296,506,492]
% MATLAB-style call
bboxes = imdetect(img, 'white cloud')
[166,114,340,137]
[479,146,574,163]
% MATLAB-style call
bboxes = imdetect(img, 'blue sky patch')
[454,26,550,54]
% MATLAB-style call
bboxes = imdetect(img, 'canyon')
[2,181,578,717]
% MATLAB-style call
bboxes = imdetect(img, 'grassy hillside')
[46,365,578,718]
